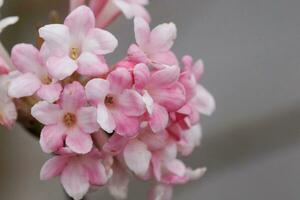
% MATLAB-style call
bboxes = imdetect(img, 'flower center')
[41,75,52,85]
[63,113,76,127]
[70,47,80,60]
[105,95,114,106]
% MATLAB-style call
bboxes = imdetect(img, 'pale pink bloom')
[128,17,178,68]
[167,123,202,156]
[69,0,85,11]
[0,70,18,128]
[40,148,112,200]
[171,56,215,128]
[31,82,99,154]
[86,67,145,137]
[133,63,185,132]
[0,0,18,34]
[8,44,62,103]
[93,0,150,28]
[105,128,204,184]
[39,6,118,80]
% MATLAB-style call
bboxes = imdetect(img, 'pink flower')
[93,0,150,28]
[39,6,118,80]
[128,17,178,68]
[8,44,62,103]
[85,67,145,137]
[0,70,18,128]
[31,82,99,154]
[172,56,215,128]
[133,63,186,132]
[40,148,112,200]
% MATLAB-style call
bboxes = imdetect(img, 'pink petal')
[127,44,148,63]
[61,81,86,112]
[130,4,151,22]
[185,167,206,181]
[95,0,120,28]
[8,73,41,98]
[194,85,215,116]
[0,100,17,128]
[64,5,95,40]
[31,101,62,125]
[107,67,132,93]
[134,17,150,48]
[37,83,62,103]
[108,161,129,200]
[142,91,154,114]
[118,89,145,116]
[103,134,129,154]
[77,107,99,133]
[47,56,78,80]
[39,24,70,53]
[150,51,179,67]
[149,22,177,53]
[40,156,69,180]
[192,59,204,81]
[112,110,139,137]
[97,104,116,133]
[149,184,173,200]
[123,139,151,176]
[82,158,108,186]
[61,161,90,200]
[133,63,150,90]
[165,159,186,177]
[77,52,109,76]
[150,65,180,87]
[149,104,168,133]
[11,43,44,74]
[151,83,186,111]
[89,0,108,14]
[83,28,118,55]
[40,124,66,153]
[85,78,109,106]
[66,128,93,154]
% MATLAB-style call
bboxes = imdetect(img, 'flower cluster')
[2,2,215,200]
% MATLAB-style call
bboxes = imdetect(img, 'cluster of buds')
[0,1,215,200]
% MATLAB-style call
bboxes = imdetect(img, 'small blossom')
[85,67,145,137]
[128,17,178,68]
[133,63,185,132]
[39,6,118,80]
[40,148,112,200]
[0,70,18,128]
[8,44,62,103]
[31,82,99,154]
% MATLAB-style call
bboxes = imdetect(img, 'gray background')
[0,0,300,199]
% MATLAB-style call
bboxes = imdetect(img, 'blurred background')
[1,0,300,199]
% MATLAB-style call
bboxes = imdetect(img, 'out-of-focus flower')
[31,82,99,154]
[8,44,62,103]
[0,0,18,34]
[0,70,18,128]
[85,67,145,137]
[133,63,185,132]
[40,148,112,200]
[39,6,118,80]
[128,17,178,68]
[70,0,150,28]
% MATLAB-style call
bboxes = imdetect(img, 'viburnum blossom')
[31,82,99,154]
[127,17,178,68]
[2,2,216,200]
[85,67,145,136]
[8,44,62,103]
[39,5,118,80]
